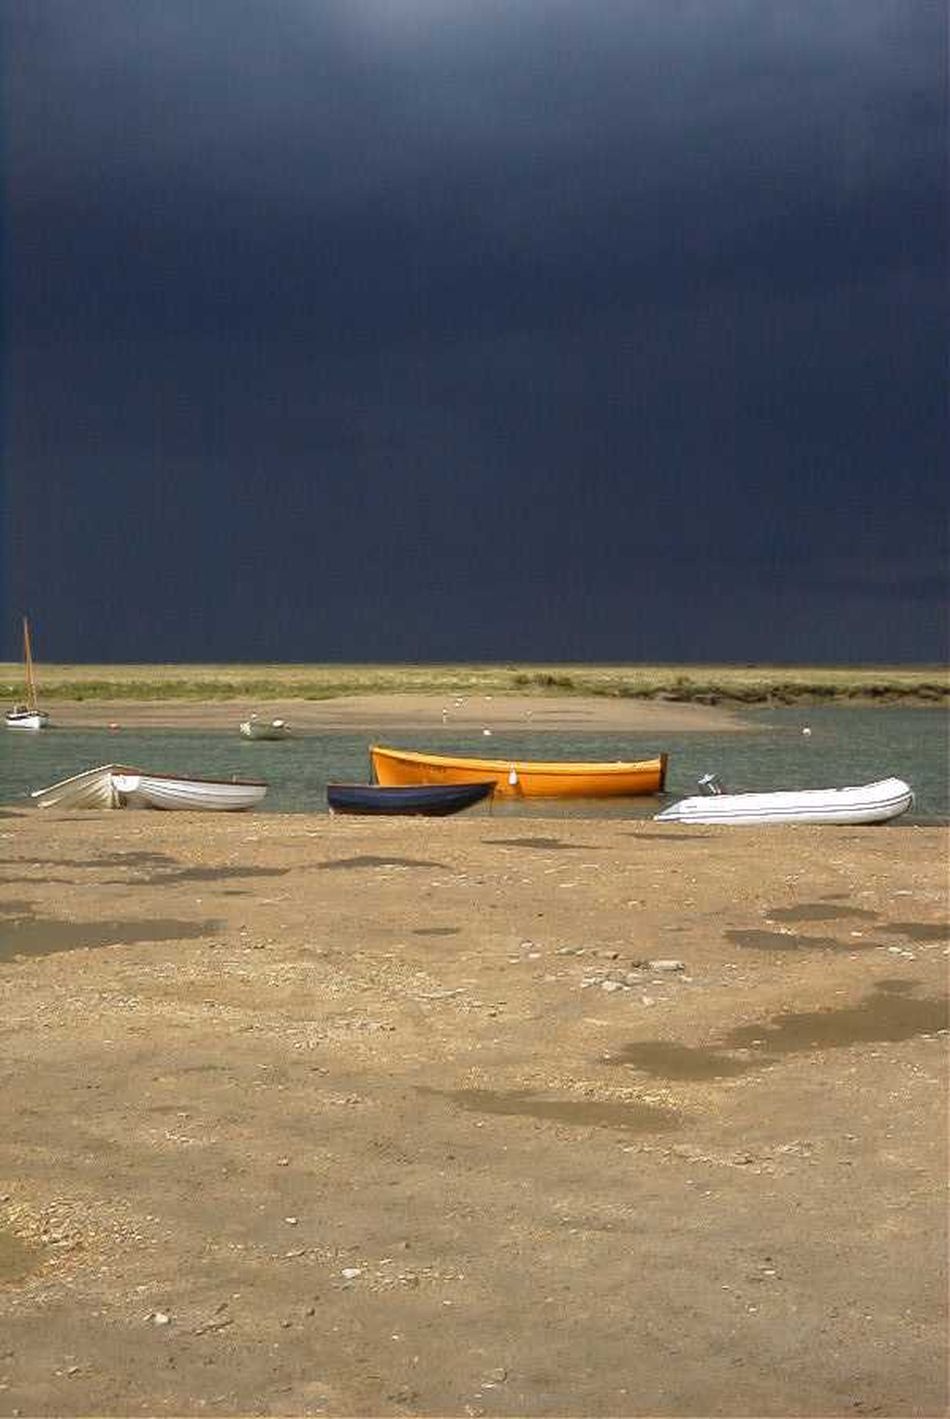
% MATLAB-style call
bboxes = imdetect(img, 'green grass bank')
[2,663,947,706]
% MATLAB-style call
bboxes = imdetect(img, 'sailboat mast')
[23,616,38,712]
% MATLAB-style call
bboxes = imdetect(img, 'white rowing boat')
[111,768,268,811]
[654,776,914,826]
[31,765,119,809]
[32,765,268,812]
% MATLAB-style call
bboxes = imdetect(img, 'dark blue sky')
[3,0,947,664]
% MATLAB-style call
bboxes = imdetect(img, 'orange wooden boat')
[370,744,667,799]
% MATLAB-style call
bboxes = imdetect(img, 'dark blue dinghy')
[326,780,495,817]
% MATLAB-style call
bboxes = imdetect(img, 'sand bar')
[45,692,752,733]
[0,806,947,1416]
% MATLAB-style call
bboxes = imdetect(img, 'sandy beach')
[1,695,947,1417]
[45,692,752,735]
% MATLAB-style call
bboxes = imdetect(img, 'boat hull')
[654,777,914,825]
[370,745,667,798]
[240,719,290,740]
[31,765,119,809]
[7,618,49,729]
[111,769,268,812]
[31,764,268,811]
[6,710,50,731]
[327,780,495,816]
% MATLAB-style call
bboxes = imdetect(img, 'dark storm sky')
[3,0,947,664]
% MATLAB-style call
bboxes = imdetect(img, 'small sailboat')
[5,617,50,730]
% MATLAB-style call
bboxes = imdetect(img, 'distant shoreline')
[32,693,750,735]
[2,661,947,710]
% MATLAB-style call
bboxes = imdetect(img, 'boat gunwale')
[30,763,118,795]
[370,744,667,777]
[328,779,496,795]
[111,765,267,788]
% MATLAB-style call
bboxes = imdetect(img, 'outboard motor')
[697,772,727,796]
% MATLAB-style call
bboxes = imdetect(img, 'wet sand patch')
[613,983,948,1080]
[318,855,448,871]
[883,921,950,943]
[481,837,596,851]
[0,916,220,962]
[106,865,288,885]
[766,903,879,923]
[0,1227,43,1284]
[24,852,176,870]
[425,1086,680,1133]
[724,986,949,1053]
[726,928,875,953]
[1,874,89,887]
[608,1040,764,1080]
[629,831,714,842]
